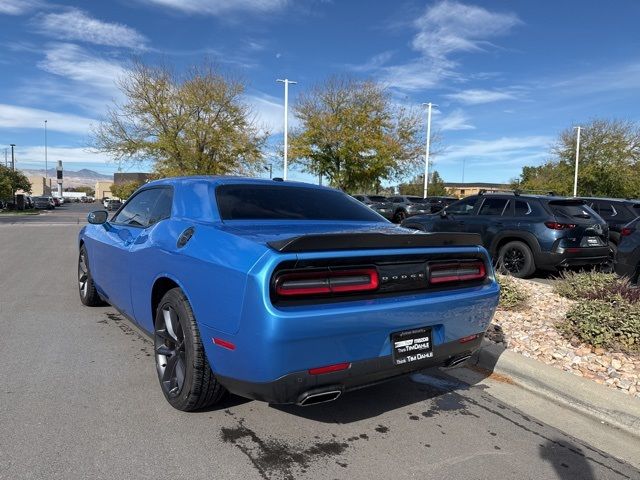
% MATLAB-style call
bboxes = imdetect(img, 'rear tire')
[78,245,103,306]
[393,210,407,223]
[497,241,535,278]
[154,288,226,411]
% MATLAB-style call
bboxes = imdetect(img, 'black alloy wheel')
[78,245,103,306]
[498,240,535,278]
[155,305,187,398]
[153,288,226,411]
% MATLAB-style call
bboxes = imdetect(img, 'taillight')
[429,262,486,284]
[545,221,577,230]
[275,268,379,297]
[621,227,634,236]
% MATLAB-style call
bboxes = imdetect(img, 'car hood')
[218,221,413,246]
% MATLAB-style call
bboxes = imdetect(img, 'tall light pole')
[573,126,582,197]
[44,120,48,183]
[10,144,15,171]
[422,102,437,198]
[276,78,297,181]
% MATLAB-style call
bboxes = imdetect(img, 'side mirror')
[88,210,109,225]
[439,209,448,218]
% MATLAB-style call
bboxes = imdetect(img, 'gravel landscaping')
[486,275,640,398]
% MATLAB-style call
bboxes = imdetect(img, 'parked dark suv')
[614,217,640,282]
[577,197,640,252]
[402,193,610,278]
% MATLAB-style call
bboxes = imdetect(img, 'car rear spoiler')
[268,232,483,253]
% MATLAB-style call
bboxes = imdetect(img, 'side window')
[148,188,173,226]
[515,200,532,216]
[446,197,477,216]
[478,198,509,216]
[353,195,364,201]
[596,202,616,219]
[112,189,166,228]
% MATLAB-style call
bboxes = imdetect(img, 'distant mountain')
[20,168,112,188]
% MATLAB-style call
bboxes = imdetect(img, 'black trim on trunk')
[268,232,483,253]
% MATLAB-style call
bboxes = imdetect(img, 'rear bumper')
[216,336,483,404]
[536,246,610,269]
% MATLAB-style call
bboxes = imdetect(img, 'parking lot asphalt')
[1,209,638,480]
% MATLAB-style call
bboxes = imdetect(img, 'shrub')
[554,270,640,304]
[497,274,528,310]
[562,299,640,354]
[553,270,618,300]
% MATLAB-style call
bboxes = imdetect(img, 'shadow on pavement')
[539,437,597,480]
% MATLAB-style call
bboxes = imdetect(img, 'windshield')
[216,185,385,221]
[368,195,387,202]
[407,197,425,203]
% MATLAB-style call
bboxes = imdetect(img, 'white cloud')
[16,146,113,166]
[38,43,127,99]
[0,0,44,15]
[140,0,288,16]
[438,135,551,166]
[0,104,95,134]
[371,1,521,92]
[446,89,516,105]
[34,9,148,50]
[412,0,520,60]
[436,109,475,131]
[246,92,285,134]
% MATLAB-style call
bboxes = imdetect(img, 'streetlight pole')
[573,126,582,197]
[422,102,437,198]
[10,144,15,171]
[45,120,48,184]
[276,78,297,181]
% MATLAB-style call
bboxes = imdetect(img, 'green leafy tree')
[398,170,448,196]
[92,61,267,177]
[290,76,426,193]
[515,119,640,197]
[0,165,31,200]
[111,181,143,200]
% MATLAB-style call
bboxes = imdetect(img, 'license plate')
[584,236,602,246]
[391,327,433,366]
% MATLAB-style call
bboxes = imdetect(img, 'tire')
[393,209,407,224]
[497,240,536,278]
[78,245,103,306]
[154,288,226,411]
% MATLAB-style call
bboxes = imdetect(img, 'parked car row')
[401,192,640,279]
[352,194,456,223]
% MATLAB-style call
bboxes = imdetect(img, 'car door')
[433,196,479,232]
[94,188,167,317]
[473,197,511,245]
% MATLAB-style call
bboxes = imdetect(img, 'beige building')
[19,176,52,196]
[444,182,510,198]
[95,180,114,200]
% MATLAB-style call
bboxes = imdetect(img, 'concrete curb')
[470,341,640,438]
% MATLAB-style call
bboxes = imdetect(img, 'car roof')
[577,196,640,204]
[143,175,340,193]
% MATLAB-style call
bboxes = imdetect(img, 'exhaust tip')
[445,354,472,368]
[297,389,342,406]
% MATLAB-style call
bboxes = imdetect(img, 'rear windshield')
[549,200,593,219]
[216,185,385,221]
[368,195,387,202]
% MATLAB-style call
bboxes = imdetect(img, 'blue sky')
[1,0,639,184]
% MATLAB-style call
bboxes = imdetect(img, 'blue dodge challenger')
[78,177,499,411]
